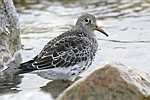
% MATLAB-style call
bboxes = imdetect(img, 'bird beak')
[94,24,109,37]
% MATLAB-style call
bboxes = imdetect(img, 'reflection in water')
[40,77,80,98]
[40,80,70,98]
[0,76,21,94]
[0,54,22,94]
[1,0,150,99]
[0,75,22,94]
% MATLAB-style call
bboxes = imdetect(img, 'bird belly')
[31,64,88,81]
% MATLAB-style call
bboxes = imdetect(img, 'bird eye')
[84,18,89,22]
[84,18,91,23]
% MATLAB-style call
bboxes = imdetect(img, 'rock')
[0,0,21,69]
[0,0,22,93]
[57,61,150,100]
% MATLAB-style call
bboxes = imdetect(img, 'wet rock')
[57,61,150,100]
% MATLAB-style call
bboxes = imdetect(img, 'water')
[1,0,150,99]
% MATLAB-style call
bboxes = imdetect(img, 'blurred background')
[1,0,150,99]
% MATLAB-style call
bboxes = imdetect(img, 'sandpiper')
[18,14,108,81]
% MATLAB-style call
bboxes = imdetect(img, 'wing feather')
[20,30,97,71]
[34,37,91,69]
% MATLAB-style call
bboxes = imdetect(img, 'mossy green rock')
[57,62,150,100]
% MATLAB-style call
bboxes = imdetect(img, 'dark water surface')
[1,0,150,99]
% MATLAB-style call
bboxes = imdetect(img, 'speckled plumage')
[18,14,108,81]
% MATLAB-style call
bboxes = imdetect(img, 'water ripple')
[98,38,150,43]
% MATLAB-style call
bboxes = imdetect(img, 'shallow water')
[1,0,150,99]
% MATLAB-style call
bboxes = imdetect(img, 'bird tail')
[14,60,35,75]
[14,56,38,75]
[18,55,38,70]
[14,69,33,75]
[18,59,35,69]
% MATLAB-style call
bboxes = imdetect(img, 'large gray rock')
[0,0,21,69]
[57,61,150,100]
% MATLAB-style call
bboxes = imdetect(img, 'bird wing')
[20,30,96,70]
[32,35,92,69]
